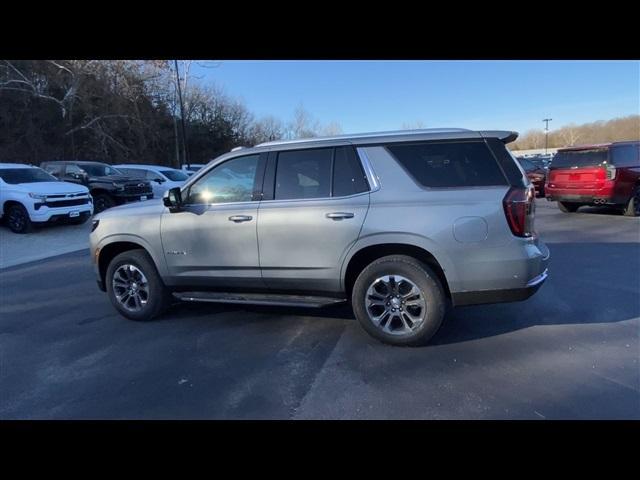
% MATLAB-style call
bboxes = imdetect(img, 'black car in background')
[41,161,154,213]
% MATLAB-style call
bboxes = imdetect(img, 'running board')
[173,291,347,308]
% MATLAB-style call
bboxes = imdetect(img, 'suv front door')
[161,154,266,288]
[257,145,370,293]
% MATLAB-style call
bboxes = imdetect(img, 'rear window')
[386,141,507,188]
[552,149,608,169]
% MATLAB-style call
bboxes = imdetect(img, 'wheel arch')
[97,236,167,288]
[342,236,454,300]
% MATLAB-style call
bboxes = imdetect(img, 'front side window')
[43,164,64,176]
[187,155,259,204]
[275,148,333,200]
[386,141,507,188]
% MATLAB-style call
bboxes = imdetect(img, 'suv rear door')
[257,145,370,293]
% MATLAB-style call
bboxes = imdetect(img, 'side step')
[172,291,347,308]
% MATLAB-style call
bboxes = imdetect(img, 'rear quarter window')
[611,144,640,167]
[386,141,508,188]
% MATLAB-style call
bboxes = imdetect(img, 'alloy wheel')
[365,275,426,336]
[112,264,150,312]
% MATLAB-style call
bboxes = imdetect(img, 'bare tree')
[320,121,343,136]
[288,104,320,139]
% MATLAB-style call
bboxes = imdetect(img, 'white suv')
[0,163,93,233]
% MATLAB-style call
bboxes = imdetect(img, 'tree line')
[0,60,343,167]
[2,61,637,166]
[508,115,639,151]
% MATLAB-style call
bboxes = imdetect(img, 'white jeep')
[0,163,93,233]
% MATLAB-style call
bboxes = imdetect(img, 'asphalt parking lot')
[1,200,638,419]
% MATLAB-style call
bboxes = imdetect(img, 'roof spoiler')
[479,130,519,144]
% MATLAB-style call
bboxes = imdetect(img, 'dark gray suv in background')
[90,128,549,346]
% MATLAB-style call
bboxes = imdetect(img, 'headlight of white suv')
[29,193,47,200]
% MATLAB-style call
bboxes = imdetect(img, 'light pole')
[174,60,190,169]
[543,118,552,155]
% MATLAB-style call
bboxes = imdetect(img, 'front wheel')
[351,255,446,346]
[557,201,582,213]
[106,249,172,321]
[93,193,115,213]
[6,204,33,234]
[623,186,640,217]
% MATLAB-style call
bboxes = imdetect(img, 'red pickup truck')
[545,141,640,216]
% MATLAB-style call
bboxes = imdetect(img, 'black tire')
[557,201,581,213]
[623,186,640,217]
[93,193,116,213]
[5,204,33,234]
[351,255,446,346]
[105,249,172,321]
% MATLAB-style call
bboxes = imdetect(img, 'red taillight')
[503,186,535,237]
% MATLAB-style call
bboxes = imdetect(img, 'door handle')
[228,215,253,223]
[326,212,354,220]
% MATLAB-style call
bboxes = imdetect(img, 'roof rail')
[254,128,474,148]
[230,146,246,152]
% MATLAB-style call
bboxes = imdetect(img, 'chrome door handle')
[326,212,354,220]
[228,215,253,223]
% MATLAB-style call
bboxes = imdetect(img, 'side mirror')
[163,187,183,210]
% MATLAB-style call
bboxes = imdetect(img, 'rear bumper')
[452,268,548,306]
[545,182,616,203]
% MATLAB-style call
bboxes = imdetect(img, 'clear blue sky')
[192,60,640,134]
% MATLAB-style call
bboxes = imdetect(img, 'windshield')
[0,167,58,184]
[79,164,122,177]
[161,170,189,181]
[551,149,608,169]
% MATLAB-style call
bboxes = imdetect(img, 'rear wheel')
[352,255,446,346]
[6,204,33,234]
[106,249,172,321]
[557,201,581,213]
[623,186,640,217]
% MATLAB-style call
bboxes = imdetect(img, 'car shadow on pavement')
[159,242,640,347]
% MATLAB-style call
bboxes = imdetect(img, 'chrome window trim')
[356,147,380,192]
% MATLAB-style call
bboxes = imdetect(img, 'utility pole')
[174,60,190,169]
[543,118,552,155]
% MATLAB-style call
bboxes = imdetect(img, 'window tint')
[517,158,538,172]
[0,168,57,184]
[118,168,146,179]
[161,170,189,181]
[65,164,85,175]
[43,164,63,176]
[552,149,608,169]
[333,146,369,197]
[187,155,259,204]
[145,170,164,181]
[386,141,507,188]
[275,148,332,200]
[611,144,640,167]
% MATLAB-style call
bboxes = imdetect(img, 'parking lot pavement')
[0,220,91,269]
[0,200,638,419]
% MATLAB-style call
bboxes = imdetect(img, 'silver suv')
[90,128,549,346]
